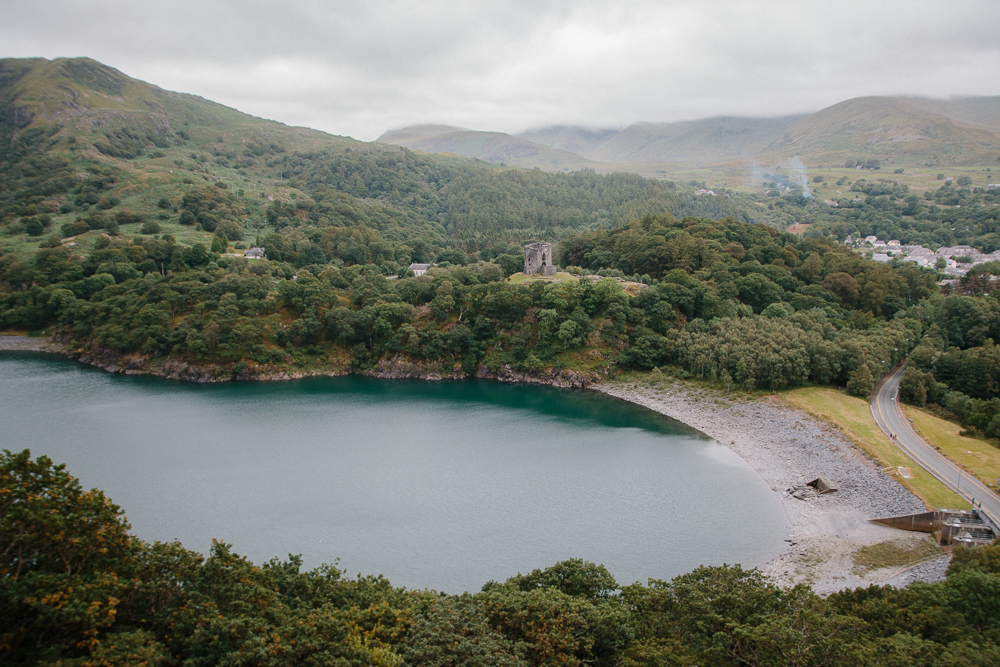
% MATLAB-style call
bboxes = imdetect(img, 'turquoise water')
[0,353,789,592]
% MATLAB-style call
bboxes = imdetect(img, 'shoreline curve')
[1,335,946,590]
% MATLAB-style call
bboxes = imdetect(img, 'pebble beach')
[593,378,945,593]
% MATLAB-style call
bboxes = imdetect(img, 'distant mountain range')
[379,96,1000,173]
[376,125,597,171]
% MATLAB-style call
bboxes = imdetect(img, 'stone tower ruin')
[524,242,557,276]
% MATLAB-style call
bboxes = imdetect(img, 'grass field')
[904,406,1000,492]
[506,271,580,285]
[780,386,968,510]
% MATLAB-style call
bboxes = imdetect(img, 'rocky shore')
[0,335,599,387]
[593,378,941,593]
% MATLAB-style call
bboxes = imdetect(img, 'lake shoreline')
[592,379,945,593]
[0,334,600,388]
[2,334,945,590]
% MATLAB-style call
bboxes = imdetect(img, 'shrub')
[140,219,161,234]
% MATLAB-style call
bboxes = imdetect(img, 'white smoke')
[747,160,765,188]
[787,156,813,198]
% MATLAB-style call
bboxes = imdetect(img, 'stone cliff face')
[25,336,603,389]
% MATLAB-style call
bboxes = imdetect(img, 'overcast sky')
[5,1,1000,141]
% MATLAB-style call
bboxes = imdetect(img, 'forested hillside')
[4,448,1000,666]
[4,56,778,271]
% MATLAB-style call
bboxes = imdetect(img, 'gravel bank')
[593,379,937,593]
[884,555,951,587]
[0,335,57,352]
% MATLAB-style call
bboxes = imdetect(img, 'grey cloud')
[3,0,999,141]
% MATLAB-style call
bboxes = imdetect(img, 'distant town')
[847,235,1000,278]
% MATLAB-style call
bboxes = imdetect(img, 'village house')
[244,247,265,259]
[408,263,430,277]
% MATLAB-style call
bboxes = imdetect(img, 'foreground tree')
[0,449,134,664]
[847,363,876,397]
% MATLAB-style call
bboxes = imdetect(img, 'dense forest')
[4,448,1000,667]
[0,213,935,391]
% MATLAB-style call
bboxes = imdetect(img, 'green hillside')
[2,57,727,267]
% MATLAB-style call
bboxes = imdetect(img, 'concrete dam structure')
[872,509,997,547]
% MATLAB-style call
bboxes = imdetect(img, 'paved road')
[871,364,1000,526]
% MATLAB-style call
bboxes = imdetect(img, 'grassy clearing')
[851,536,943,575]
[904,405,1000,491]
[779,387,968,510]
[506,271,580,285]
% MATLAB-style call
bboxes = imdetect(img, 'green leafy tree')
[0,449,135,665]
[847,363,876,397]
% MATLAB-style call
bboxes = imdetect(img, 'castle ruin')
[524,242,557,276]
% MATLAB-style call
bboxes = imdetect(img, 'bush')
[96,195,120,210]
[23,218,45,236]
[140,219,161,234]
[115,210,143,225]
[61,219,90,237]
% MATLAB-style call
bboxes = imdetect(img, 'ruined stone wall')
[524,242,556,276]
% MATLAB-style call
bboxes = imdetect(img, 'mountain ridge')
[378,96,1000,174]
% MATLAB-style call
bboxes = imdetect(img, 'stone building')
[408,263,430,277]
[524,242,556,276]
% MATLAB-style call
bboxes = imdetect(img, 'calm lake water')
[0,353,789,592]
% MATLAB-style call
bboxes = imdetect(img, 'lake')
[0,352,789,592]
